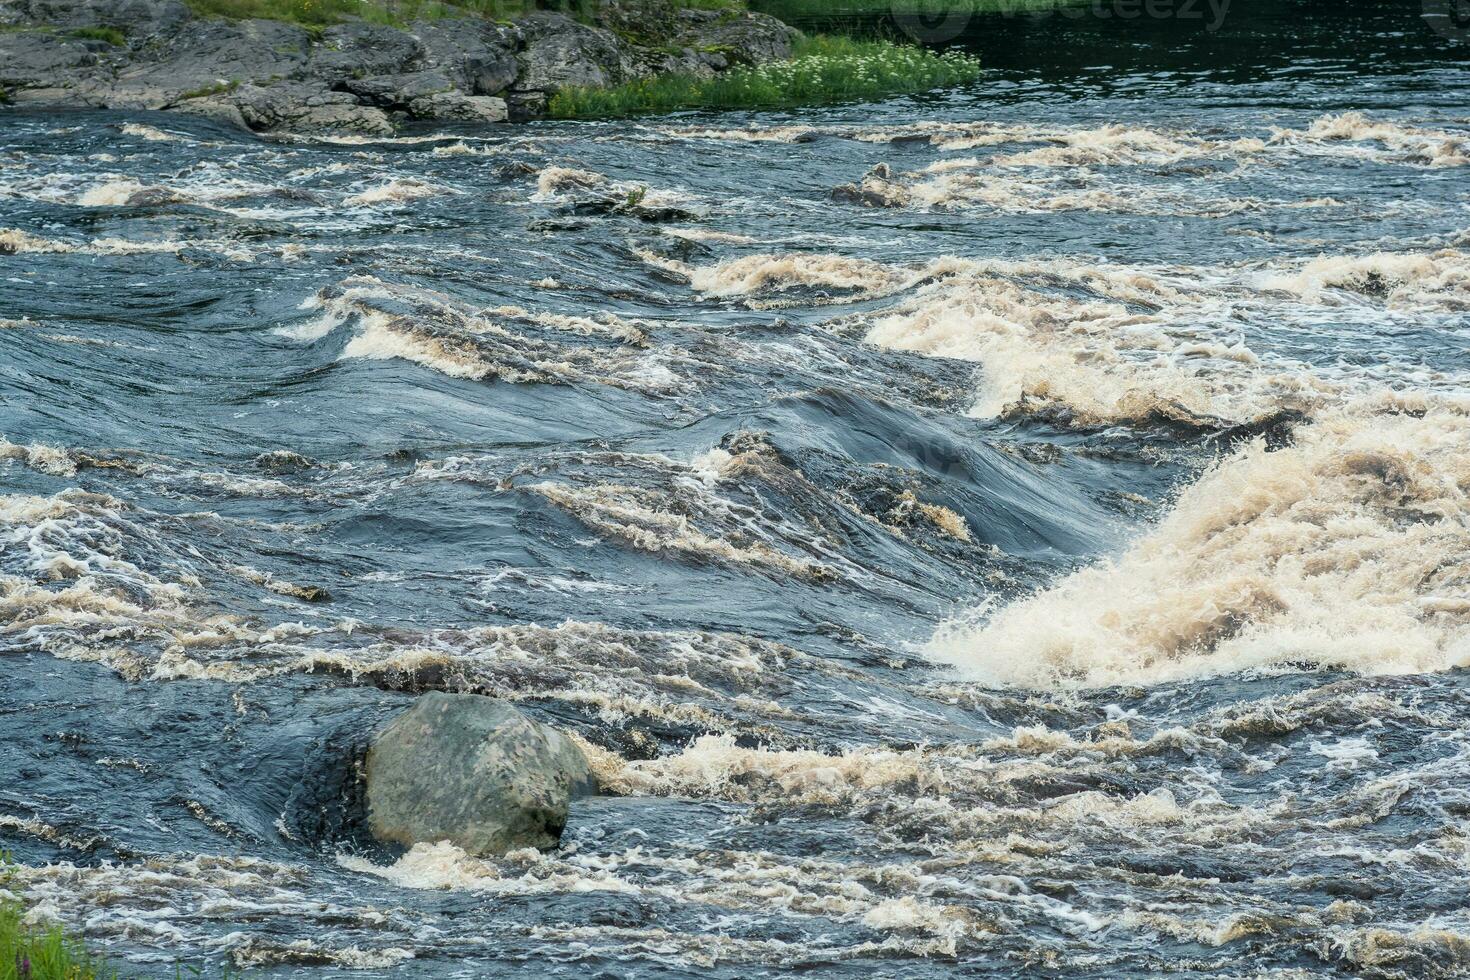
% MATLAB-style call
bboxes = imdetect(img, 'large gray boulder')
[677,10,798,65]
[408,91,508,122]
[365,692,594,857]
[513,10,641,94]
[226,80,394,135]
[411,17,519,96]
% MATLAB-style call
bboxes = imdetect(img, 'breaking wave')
[929,401,1470,688]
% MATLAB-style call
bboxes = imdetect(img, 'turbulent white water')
[5,4,1470,977]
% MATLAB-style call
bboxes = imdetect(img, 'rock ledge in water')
[365,692,593,857]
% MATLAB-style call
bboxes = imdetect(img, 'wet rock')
[514,11,641,94]
[118,185,181,206]
[408,91,508,123]
[506,90,549,122]
[229,81,393,136]
[832,163,910,208]
[365,692,594,857]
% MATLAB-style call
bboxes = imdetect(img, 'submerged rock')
[832,163,911,209]
[365,692,594,857]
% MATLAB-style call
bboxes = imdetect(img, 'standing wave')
[927,398,1470,688]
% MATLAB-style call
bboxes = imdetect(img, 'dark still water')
[2,1,1469,976]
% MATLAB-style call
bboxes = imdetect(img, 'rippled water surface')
[4,1,1470,976]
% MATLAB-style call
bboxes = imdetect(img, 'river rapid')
[3,1,1469,976]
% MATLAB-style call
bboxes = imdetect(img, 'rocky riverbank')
[0,0,799,133]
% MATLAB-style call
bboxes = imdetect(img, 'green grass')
[0,903,114,980]
[179,78,241,99]
[548,34,982,118]
[68,26,127,44]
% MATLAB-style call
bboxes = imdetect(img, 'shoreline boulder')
[365,692,594,857]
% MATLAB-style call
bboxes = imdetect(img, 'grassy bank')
[548,34,982,117]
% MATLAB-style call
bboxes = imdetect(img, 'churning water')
[3,1,1470,976]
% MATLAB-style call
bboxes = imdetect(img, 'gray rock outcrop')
[101,18,312,109]
[0,0,803,133]
[365,692,595,857]
[513,11,639,94]
[0,32,99,90]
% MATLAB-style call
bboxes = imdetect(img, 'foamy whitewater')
[4,2,1470,977]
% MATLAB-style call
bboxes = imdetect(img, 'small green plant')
[549,35,982,118]
[68,26,127,45]
[178,78,240,100]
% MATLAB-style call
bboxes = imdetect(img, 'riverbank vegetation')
[549,34,982,117]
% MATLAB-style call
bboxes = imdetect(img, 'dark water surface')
[3,1,1469,976]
